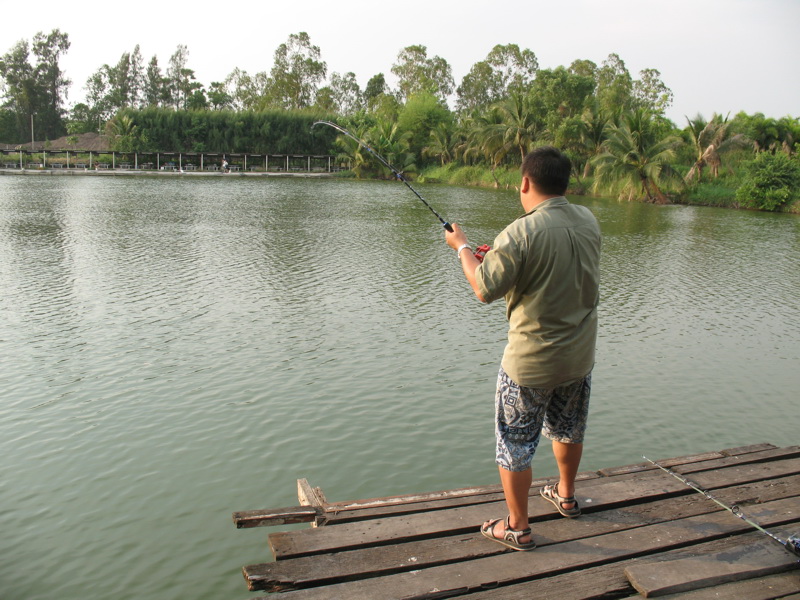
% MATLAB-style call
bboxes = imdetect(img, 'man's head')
[521,146,571,197]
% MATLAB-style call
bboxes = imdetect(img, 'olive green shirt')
[476,197,601,388]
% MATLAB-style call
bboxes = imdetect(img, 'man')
[444,146,601,551]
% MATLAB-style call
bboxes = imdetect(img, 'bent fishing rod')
[312,120,453,232]
[643,455,800,558]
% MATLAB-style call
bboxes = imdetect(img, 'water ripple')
[0,178,797,600]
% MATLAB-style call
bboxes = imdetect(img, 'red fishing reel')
[474,244,491,263]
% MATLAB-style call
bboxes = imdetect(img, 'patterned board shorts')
[495,366,591,472]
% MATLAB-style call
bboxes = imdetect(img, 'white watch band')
[456,243,471,258]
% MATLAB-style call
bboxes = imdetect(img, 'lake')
[1,175,797,600]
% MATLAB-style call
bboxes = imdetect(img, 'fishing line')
[312,120,453,232]
[643,455,800,558]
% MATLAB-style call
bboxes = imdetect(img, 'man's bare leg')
[552,440,582,509]
[485,466,532,543]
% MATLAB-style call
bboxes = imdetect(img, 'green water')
[1,175,797,600]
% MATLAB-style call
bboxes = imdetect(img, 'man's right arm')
[444,223,486,302]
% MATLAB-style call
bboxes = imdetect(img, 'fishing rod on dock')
[312,120,453,232]
[643,456,800,558]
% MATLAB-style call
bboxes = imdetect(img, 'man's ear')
[520,175,531,194]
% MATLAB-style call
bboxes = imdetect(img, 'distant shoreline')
[0,167,334,178]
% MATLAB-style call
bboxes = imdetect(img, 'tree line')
[1,30,799,211]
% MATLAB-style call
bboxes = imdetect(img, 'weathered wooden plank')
[600,452,724,477]
[325,445,782,515]
[598,445,799,478]
[458,534,773,599]
[625,539,799,597]
[620,571,800,600]
[245,474,800,591]
[269,457,800,559]
[297,479,326,508]
[253,497,800,599]
[720,442,778,456]
[233,506,321,529]
[297,479,327,527]
[323,473,601,525]
[670,445,800,476]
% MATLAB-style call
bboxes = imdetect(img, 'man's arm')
[445,223,486,302]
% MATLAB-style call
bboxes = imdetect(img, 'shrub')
[735,152,800,211]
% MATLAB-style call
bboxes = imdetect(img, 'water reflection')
[0,176,797,600]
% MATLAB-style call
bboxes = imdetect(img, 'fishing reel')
[474,244,491,263]
[786,534,800,557]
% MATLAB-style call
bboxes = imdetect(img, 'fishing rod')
[643,455,800,558]
[312,120,453,232]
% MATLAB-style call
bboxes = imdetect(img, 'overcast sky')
[3,0,798,125]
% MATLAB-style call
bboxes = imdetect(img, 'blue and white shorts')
[495,367,591,472]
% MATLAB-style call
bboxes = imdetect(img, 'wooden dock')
[233,443,800,599]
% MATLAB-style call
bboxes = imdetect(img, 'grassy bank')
[415,164,800,214]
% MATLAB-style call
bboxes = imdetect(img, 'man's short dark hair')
[521,146,571,196]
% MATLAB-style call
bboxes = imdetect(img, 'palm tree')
[367,120,415,179]
[106,114,141,152]
[333,122,370,178]
[577,107,610,177]
[684,114,748,182]
[494,92,544,161]
[466,106,513,187]
[422,122,453,166]
[591,109,683,204]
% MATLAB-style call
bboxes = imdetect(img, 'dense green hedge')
[117,107,339,154]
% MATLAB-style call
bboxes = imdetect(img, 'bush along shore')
[415,158,800,214]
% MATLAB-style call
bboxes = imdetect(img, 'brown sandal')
[540,482,581,518]
[480,516,536,551]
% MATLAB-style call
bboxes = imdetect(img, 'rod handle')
[443,222,454,232]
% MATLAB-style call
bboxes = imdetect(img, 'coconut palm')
[333,122,370,178]
[684,114,748,182]
[577,107,610,177]
[422,122,454,166]
[367,120,415,179]
[465,106,513,187]
[591,109,683,204]
[494,92,544,161]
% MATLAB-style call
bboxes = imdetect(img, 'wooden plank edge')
[720,442,778,457]
[624,538,800,597]
[324,472,599,515]
[233,506,321,528]
[599,445,798,478]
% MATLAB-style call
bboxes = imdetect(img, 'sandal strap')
[550,483,577,504]
[503,516,531,543]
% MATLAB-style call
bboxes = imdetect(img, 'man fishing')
[444,146,601,551]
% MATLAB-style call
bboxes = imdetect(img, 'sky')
[2,0,798,125]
